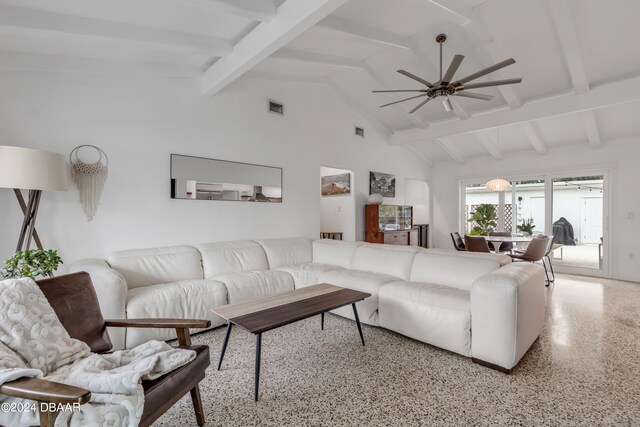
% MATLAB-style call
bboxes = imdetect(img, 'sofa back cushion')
[196,240,269,278]
[352,244,419,280]
[312,240,363,268]
[409,250,503,291]
[107,245,203,289]
[256,237,313,269]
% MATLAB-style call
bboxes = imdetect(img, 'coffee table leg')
[351,303,365,346]
[217,321,233,371]
[321,312,325,330]
[255,333,262,402]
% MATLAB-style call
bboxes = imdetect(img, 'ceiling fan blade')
[441,54,464,84]
[409,97,432,114]
[372,89,428,93]
[455,92,494,101]
[461,78,522,90]
[452,58,516,86]
[397,70,434,88]
[379,93,429,108]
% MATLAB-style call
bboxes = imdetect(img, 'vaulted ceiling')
[1,0,639,165]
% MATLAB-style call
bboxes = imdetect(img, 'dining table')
[483,235,534,253]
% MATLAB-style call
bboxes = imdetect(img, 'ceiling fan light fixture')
[486,178,511,192]
[442,97,453,112]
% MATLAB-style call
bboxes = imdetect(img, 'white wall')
[431,138,640,282]
[0,71,429,265]
[320,166,355,241]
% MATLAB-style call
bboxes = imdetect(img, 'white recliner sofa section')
[70,237,546,372]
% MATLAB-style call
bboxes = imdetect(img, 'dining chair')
[488,231,514,253]
[450,232,466,251]
[540,235,558,285]
[509,235,552,285]
[464,235,491,253]
[0,272,211,427]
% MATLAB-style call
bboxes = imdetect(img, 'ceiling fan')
[373,33,522,113]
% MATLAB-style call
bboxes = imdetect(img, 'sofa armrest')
[69,258,128,350]
[471,262,546,371]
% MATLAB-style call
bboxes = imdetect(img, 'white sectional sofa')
[70,237,546,372]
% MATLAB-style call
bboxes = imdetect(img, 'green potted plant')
[1,249,63,279]
[467,204,498,235]
[517,218,536,236]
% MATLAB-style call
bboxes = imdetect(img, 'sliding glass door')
[461,171,609,276]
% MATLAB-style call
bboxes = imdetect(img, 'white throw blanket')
[0,277,196,427]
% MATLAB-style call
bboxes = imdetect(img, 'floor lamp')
[0,146,68,252]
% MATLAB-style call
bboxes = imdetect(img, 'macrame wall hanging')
[70,145,108,221]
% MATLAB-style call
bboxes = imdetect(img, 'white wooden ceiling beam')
[174,0,278,22]
[547,0,589,94]
[362,62,429,129]
[520,122,548,155]
[437,137,466,164]
[390,73,640,145]
[0,5,232,55]
[201,0,348,96]
[270,48,364,70]
[316,16,410,49]
[583,110,602,148]
[427,0,473,27]
[324,78,392,138]
[474,131,502,159]
[463,12,523,108]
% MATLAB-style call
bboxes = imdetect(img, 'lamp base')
[15,189,44,252]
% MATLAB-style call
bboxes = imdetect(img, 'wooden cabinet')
[366,204,417,246]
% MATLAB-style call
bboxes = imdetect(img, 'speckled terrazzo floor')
[154,274,640,426]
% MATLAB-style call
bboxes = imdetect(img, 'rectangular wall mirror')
[170,154,282,202]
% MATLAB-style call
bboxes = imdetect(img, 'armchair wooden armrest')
[1,378,90,427]
[105,318,212,346]
[0,378,90,405]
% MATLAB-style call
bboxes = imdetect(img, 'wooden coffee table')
[211,283,370,401]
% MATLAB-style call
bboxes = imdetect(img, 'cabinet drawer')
[384,232,408,245]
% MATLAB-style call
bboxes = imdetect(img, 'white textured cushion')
[257,237,313,269]
[351,245,419,280]
[196,240,269,278]
[379,281,471,356]
[312,240,363,268]
[409,251,502,291]
[277,263,343,288]
[125,279,227,348]
[214,270,294,304]
[107,246,203,289]
[318,269,399,326]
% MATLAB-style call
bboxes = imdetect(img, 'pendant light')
[485,128,510,192]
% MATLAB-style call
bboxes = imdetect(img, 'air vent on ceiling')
[354,126,365,137]
[268,100,284,116]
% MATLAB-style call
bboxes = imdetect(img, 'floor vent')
[268,100,284,115]
[355,126,365,137]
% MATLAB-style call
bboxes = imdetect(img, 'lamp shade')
[485,178,511,192]
[0,146,67,191]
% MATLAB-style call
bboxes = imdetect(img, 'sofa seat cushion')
[378,281,471,356]
[317,269,400,327]
[108,245,203,289]
[214,270,294,304]
[126,279,227,348]
[277,263,344,288]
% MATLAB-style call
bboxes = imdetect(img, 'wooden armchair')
[0,272,211,427]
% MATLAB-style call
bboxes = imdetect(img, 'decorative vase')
[368,193,383,204]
